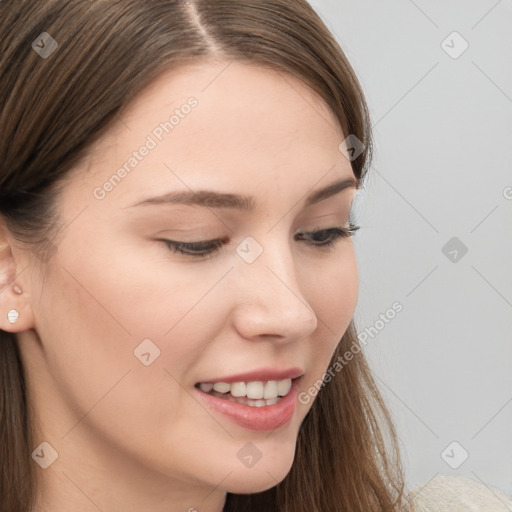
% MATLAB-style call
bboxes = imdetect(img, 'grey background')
[309,0,512,498]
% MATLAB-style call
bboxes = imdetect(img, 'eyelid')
[159,224,359,258]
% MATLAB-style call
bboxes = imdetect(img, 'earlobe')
[0,277,36,334]
[0,280,35,333]
[0,273,35,332]
[0,226,36,333]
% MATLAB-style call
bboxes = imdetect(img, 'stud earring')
[7,309,19,324]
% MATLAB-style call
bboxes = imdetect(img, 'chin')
[221,445,296,494]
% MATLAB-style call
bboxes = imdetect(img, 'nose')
[230,237,318,343]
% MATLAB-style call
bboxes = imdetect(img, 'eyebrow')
[129,177,358,211]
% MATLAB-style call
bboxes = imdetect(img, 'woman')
[2,1,507,511]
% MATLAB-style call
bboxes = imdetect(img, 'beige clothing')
[410,475,512,512]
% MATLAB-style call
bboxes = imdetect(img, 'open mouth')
[194,378,297,408]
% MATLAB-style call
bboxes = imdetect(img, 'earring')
[7,309,19,324]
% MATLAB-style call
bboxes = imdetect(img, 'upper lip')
[197,367,304,384]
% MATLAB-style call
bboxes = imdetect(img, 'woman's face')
[19,60,359,507]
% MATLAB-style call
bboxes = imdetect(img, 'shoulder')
[409,475,512,512]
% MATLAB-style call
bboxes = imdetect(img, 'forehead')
[72,60,353,209]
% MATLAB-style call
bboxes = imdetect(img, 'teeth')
[212,382,231,393]
[246,381,264,399]
[199,378,293,400]
[230,381,246,397]
[213,393,284,407]
[263,380,278,399]
[277,379,292,396]
[199,383,213,393]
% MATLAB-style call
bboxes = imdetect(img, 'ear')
[0,222,35,333]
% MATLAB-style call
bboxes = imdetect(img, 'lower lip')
[195,379,300,431]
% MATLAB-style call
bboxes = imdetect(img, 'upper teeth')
[199,379,292,399]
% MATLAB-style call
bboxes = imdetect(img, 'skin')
[0,60,359,512]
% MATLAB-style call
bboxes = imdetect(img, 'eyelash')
[160,224,360,258]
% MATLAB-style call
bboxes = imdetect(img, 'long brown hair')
[0,1,415,511]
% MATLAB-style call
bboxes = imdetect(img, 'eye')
[159,225,360,258]
[160,236,229,258]
[295,224,360,249]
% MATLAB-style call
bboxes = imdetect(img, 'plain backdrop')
[308,0,512,498]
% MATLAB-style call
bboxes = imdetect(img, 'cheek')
[43,230,220,341]
[32,237,222,417]
[306,247,358,328]
[31,243,237,471]
[300,248,358,371]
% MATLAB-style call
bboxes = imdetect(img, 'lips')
[198,368,304,384]
[194,368,304,431]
